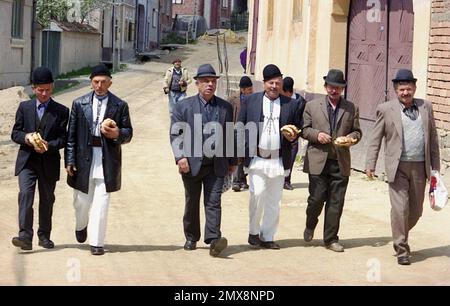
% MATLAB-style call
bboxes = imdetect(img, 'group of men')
[169,61,441,265]
[9,58,441,266]
[11,64,133,256]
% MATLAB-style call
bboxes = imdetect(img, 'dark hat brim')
[263,74,283,82]
[90,72,112,79]
[194,74,220,80]
[324,76,346,87]
[392,78,417,83]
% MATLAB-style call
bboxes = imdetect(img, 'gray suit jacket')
[301,97,362,177]
[365,98,440,183]
[170,94,237,178]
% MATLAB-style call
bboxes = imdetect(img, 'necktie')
[37,103,46,120]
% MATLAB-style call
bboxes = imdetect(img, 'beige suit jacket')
[365,98,440,183]
[301,97,362,177]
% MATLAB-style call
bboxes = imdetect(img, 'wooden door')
[346,0,414,172]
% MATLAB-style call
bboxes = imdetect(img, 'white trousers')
[248,169,284,242]
[73,178,110,247]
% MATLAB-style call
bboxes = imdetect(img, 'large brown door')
[346,0,414,172]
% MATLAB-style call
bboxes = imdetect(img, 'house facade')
[0,0,34,89]
[172,0,232,29]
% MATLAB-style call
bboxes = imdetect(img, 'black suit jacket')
[65,91,133,194]
[11,99,69,180]
[236,92,302,170]
[170,94,237,178]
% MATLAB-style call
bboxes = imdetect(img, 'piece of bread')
[101,118,117,129]
[281,125,300,137]
[334,136,357,146]
[30,132,48,151]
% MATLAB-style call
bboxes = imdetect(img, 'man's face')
[174,61,182,69]
[325,84,344,101]
[263,77,282,100]
[32,83,53,103]
[196,77,218,100]
[241,87,253,96]
[395,83,416,106]
[91,76,112,96]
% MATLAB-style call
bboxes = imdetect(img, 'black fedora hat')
[32,67,54,85]
[194,64,220,80]
[324,69,346,87]
[90,64,112,79]
[263,64,283,81]
[239,76,253,88]
[392,69,417,83]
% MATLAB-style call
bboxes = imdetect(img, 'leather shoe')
[397,256,411,265]
[326,242,344,252]
[12,237,32,250]
[232,184,241,192]
[90,246,105,255]
[303,228,314,242]
[75,227,87,243]
[283,182,294,190]
[240,183,249,190]
[210,237,228,257]
[248,234,262,246]
[184,240,197,250]
[261,241,281,250]
[38,238,54,249]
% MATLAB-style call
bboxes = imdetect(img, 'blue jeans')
[169,91,186,115]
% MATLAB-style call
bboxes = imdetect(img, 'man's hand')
[101,125,119,140]
[228,165,237,175]
[177,158,190,174]
[25,133,34,146]
[317,132,332,144]
[34,139,48,154]
[283,133,297,143]
[66,165,77,177]
[365,169,375,180]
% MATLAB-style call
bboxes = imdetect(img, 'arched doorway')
[346,0,414,171]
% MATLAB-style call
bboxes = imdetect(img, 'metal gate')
[346,0,414,172]
[41,31,61,77]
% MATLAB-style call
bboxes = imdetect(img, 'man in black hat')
[170,63,237,257]
[229,76,254,192]
[65,63,133,255]
[365,69,440,265]
[237,64,301,249]
[300,69,362,253]
[11,66,70,250]
[163,58,192,115]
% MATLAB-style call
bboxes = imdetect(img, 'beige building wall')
[60,32,102,75]
[248,0,431,98]
[0,0,33,89]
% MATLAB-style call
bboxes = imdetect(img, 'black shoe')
[397,256,411,265]
[261,241,281,250]
[240,183,249,190]
[210,237,228,257]
[12,237,32,250]
[38,238,54,249]
[303,228,314,242]
[232,184,241,192]
[76,227,87,243]
[326,242,344,252]
[248,234,262,246]
[184,240,197,251]
[283,182,294,190]
[90,246,105,256]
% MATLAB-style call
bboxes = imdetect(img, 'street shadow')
[19,244,183,254]
[411,245,450,263]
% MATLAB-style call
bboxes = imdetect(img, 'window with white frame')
[11,0,24,38]
[222,0,228,8]
[173,0,182,4]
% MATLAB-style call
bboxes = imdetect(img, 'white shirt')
[91,95,108,179]
[248,95,286,178]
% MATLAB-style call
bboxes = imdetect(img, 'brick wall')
[429,0,450,181]
[172,0,204,17]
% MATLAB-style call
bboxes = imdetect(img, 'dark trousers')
[182,165,224,244]
[306,159,349,245]
[18,159,57,241]
[285,140,299,183]
[233,163,247,185]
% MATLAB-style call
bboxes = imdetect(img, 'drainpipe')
[134,0,138,53]
[30,0,37,82]
[303,0,311,98]
[157,0,161,48]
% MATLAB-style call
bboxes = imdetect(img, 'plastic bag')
[429,170,449,211]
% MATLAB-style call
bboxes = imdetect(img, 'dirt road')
[1,35,449,286]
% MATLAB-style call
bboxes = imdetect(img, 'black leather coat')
[65,91,133,193]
